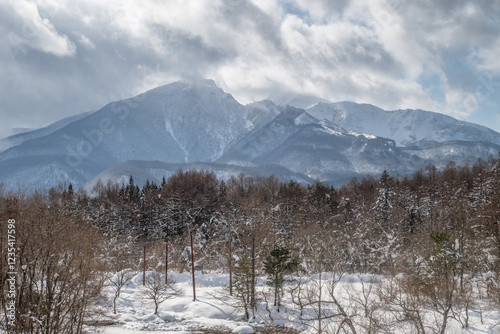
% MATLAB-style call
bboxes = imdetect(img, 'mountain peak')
[145,78,222,94]
[1,81,500,190]
[267,92,331,109]
[307,102,500,147]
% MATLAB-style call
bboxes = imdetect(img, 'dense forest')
[1,157,500,333]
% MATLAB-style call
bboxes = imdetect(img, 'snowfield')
[88,271,500,334]
[97,271,243,333]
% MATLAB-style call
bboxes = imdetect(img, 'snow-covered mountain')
[0,111,94,153]
[267,92,331,109]
[1,80,500,190]
[307,102,500,147]
[218,105,426,184]
[0,80,254,189]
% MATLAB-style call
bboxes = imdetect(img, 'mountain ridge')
[307,102,500,147]
[1,80,499,190]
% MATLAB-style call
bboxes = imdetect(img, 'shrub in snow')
[140,271,182,314]
[107,268,134,314]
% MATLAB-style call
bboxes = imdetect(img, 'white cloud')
[77,33,95,49]
[444,87,479,118]
[0,0,499,137]
[476,40,500,75]
[5,0,75,56]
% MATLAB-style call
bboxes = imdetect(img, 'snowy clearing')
[86,271,500,334]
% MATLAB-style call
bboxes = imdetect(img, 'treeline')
[1,157,500,332]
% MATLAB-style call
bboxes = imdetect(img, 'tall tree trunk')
[439,305,452,334]
[251,236,256,318]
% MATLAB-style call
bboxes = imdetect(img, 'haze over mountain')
[0,111,94,153]
[1,80,499,191]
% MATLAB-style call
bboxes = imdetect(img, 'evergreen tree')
[374,170,394,226]
[418,232,464,334]
[307,180,338,215]
[263,241,299,311]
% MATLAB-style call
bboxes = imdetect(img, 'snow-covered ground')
[91,271,258,333]
[90,271,500,334]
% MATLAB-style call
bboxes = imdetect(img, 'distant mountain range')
[1,79,499,191]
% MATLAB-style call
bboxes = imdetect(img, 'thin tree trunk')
[439,305,452,334]
[114,291,118,314]
[165,228,168,285]
[229,219,233,296]
[143,245,146,286]
[251,236,256,317]
[191,231,196,301]
[318,271,322,334]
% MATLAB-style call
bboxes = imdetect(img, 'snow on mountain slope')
[268,91,332,109]
[0,80,253,189]
[219,106,310,164]
[242,100,281,131]
[256,122,421,181]
[219,105,425,185]
[403,140,500,166]
[140,80,249,162]
[2,80,500,191]
[307,102,500,147]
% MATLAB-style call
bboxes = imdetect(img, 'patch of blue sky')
[442,50,478,92]
[442,51,500,132]
[467,104,500,133]
[280,2,315,25]
[417,70,446,105]
[415,50,500,132]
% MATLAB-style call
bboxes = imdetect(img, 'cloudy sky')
[0,0,499,137]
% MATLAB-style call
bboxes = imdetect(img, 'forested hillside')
[1,157,500,333]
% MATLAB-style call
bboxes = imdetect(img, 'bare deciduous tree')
[141,272,181,315]
[1,192,104,334]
